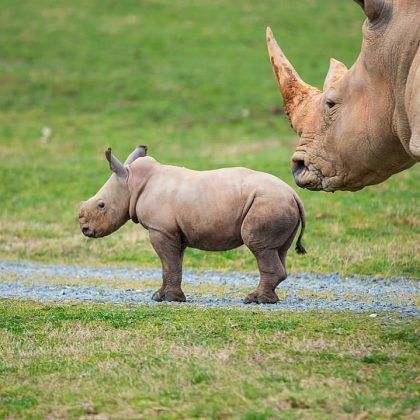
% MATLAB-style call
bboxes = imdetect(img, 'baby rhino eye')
[98,201,105,209]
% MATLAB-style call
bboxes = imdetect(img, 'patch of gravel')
[0,260,418,317]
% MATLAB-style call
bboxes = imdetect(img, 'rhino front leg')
[149,230,186,302]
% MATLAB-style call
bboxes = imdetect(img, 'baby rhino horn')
[124,145,148,165]
[105,148,127,178]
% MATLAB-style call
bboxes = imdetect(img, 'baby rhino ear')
[105,148,128,178]
[124,145,148,165]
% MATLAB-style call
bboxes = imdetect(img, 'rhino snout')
[79,219,93,237]
[291,154,324,191]
[291,154,311,188]
[78,210,94,238]
[292,158,306,185]
[82,226,93,237]
[82,226,95,238]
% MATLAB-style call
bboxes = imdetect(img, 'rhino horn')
[124,145,148,165]
[266,27,317,122]
[105,148,127,178]
[323,58,348,91]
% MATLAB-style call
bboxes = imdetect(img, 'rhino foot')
[244,291,279,304]
[152,289,186,303]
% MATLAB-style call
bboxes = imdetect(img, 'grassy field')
[0,1,419,417]
[0,0,418,277]
[1,300,419,418]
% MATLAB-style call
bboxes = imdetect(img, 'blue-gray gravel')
[0,260,418,317]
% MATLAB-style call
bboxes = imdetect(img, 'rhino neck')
[386,3,419,157]
[127,157,159,223]
[395,43,420,159]
[357,7,418,164]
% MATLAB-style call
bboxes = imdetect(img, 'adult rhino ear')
[105,148,128,178]
[124,145,148,165]
[353,0,387,21]
[323,58,348,91]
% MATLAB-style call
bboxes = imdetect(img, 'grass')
[0,299,419,418]
[0,2,418,417]
[0,0,418,277]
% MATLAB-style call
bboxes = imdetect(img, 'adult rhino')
[267,0,419,192]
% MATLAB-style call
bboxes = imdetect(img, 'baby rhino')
[78,146,306,304]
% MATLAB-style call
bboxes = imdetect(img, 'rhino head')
[267,0,419,192]
[78,146,147,238]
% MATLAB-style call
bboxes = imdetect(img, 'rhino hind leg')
[241,197,300,304]
[243,248,286,304]
[149,230,186,302]
[151,288,186,303]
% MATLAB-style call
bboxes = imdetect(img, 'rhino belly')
[175,194,245,251]
[179,216,244,251]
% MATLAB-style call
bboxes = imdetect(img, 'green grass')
[0,0,418,277]
[0,3,418,417]
[0,299,419,418]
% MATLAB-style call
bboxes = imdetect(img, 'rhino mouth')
[81,226,95,238]
[79,214,100,238]
[291,157,324,191]
[80,222,102,238]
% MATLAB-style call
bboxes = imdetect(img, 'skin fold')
[78,147,306,304]
[267,0,419,192]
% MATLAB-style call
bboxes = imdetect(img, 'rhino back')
[135,166,294,251]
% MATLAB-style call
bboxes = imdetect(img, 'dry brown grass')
[1,218,418,278]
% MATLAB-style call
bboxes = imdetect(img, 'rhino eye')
[326,99,336,109]
[98,201,105,209]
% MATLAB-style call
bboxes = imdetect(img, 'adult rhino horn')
[266,27,317,123]
[124,145,148,165]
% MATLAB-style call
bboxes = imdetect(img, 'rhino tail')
[293,195,307,255]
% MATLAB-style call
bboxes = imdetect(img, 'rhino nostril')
[292,159,306,176]
[292,159,308,188]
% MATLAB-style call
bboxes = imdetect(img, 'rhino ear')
[105,148,128,178]
[124,145,148,165]
[323,58,348,91]
[354,0,387,21]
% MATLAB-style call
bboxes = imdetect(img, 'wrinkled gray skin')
[267,0,419,191]
[78,146,306,304]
